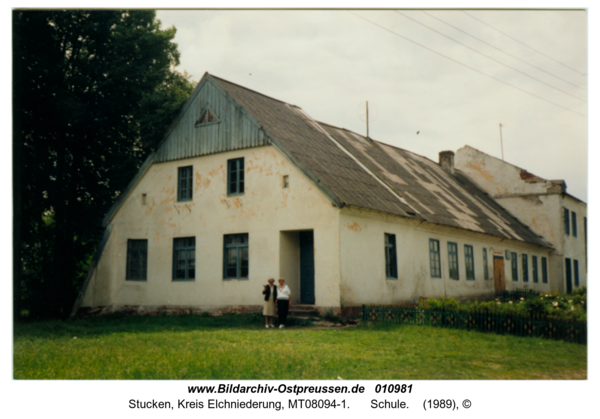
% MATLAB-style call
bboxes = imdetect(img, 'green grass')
[13,314,586,380]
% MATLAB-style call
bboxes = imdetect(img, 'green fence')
[362,305,587,344]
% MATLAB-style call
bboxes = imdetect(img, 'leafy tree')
[13,10,194,319]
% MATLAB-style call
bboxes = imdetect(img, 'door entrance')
[493,257,505,295]
[299,231,315,304]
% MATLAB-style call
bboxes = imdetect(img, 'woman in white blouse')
[276,278,291,328]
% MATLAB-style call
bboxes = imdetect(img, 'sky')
[155,9,588,201]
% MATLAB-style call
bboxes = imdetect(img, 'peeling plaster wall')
[455,146,587,292]
[80,145,341,311]
[339,207,553,306]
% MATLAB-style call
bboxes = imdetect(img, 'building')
[72,73,581,317]
[455,146,587,293]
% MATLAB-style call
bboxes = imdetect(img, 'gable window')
[532,256,539,283]
[511,252,518,281]
[541,257,548,283]
[227,158,245,195]
[448,242,459,280]
[465,245,474,280]
[483,248,489,280]
[522,254,529,282]
[282,175,290,188]
[224,233,249,279]
[126,239,148,281]
[385,233,398,279]
[178,166,193,202]
[429,239,441,278]
[173,237,195,281]
[564,208,570,235]
[574,260,579,287]
[572,212,577,237]
[195,108,219,127]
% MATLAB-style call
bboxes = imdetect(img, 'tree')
[13,10,194,318]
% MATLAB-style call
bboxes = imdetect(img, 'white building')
[73,73,582,317]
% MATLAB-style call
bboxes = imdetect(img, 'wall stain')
[345,221,362,232]
[465,161,494,182]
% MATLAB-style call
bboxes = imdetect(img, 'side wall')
[339,207,553,310]
[80,145,341,313]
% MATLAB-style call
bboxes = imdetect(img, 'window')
[227,158,245,195]
[541,257,548,283]
[178,166,193,201]
[429,239,441,278]
[448,242,459,280]
[173,237,195,280]
[532,256,539,283]
[385,233,398,279]
[224,234,249,279]
[126,239,148,281]
[465,245,474,280]
[282,175,289,188]
[574,260,579,287]
[522,254,529,282]
[572,212,577,237]
[483,248,489,280]
[511,252,518,281]
[564,208,570,235]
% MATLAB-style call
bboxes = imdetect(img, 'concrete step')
[288,304,319,318]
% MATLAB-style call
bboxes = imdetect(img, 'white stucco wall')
[81,145,342,312]
[455,146,587,293]
[339,207,553,306]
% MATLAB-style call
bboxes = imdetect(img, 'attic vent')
[195,109,219,127]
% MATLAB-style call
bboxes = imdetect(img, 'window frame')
[177,166,193,202]
[223,233,249,280]
[564,208,570,235]
[172,237,196,281]
[511,252,518,281]
[448,242,459,280]
[541,257,548,284]
[522,254,529,282]
[572,211,577,237]
[465,245,475,280]
[227,158,245,196]
[574,259,579,287]
[429,239,441,278]
[483,248,489,280]
[385,233,398,279]
[126,239,148,281]
[532,255,539,283]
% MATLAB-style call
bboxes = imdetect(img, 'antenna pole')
[499,123,504,161]
[366,101,370,138]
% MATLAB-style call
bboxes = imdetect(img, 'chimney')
[439,151,455,175]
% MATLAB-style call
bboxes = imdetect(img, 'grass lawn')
[13,314,586,380]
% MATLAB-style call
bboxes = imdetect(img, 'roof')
[103,73,551,248]
[211,75,549,248]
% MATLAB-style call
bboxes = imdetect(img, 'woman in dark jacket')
[262,278,277,328]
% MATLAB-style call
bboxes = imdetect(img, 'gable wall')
[81,145,342,312]
[154,78,270,163]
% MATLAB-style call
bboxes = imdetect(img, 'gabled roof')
[105,73,550,248]
[211,75,549,248]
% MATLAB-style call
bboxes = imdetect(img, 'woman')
[276,277,291,328]
[262,278,277,328]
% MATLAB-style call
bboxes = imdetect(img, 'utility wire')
[462,11,585,76]
[422,10,585,91]
[349,12,586,118]
[395,11,585,102]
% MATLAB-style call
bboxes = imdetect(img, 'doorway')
[299,231,315,304]
[493,256,505,295]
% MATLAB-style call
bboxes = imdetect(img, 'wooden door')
[493,257,505,294]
